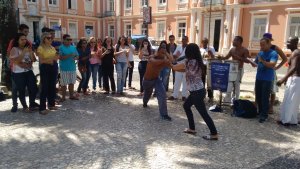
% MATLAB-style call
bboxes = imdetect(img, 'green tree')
[0,0,18,90]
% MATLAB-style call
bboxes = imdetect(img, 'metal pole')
[208,0,212,46]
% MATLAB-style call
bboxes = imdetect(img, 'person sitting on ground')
[143,41,173,121]
[277,36,300,126]
[171,43,218,140]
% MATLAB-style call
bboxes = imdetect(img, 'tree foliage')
[0,0,18,89]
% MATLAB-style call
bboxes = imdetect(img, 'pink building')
[17,0,300,55]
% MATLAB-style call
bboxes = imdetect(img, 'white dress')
[280,76,300,124]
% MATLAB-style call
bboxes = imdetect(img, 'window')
[27,0,36,2]
[108,0,114,11]
[68,22,78,40]
[109,24,115,39]
[252,17,267,40]
[178,0,187,3]
[141,0,148,7]
[49,0,57,5]
[85,0,93,11]
[125,0,131,9]
[289,16,300,37]
[141,24,148,35]
[49,21,61,38]
[125,24,132,37]
[157,21,165,40]
[68,0,77,9]
[85,25,94,38]
[158,0,166,6]
[177,22,186,39]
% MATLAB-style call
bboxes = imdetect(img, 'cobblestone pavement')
[1,63,300,169]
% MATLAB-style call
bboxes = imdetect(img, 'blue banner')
[211,62,230,92]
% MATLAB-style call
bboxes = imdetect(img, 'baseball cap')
[263,33,274,41]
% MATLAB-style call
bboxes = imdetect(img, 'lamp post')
[208,0,213,47]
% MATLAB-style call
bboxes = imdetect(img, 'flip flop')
[202,135,218,141]
[183,128,197,135]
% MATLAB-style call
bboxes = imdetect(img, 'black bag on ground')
[232,99,257,118]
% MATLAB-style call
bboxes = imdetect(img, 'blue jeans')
[90,64,99,90]
[255,80,272,120]
[184,89,217,135]
[78,65,91,92]
[98,65,103,88]
[115,62,128,93]
[159,67,171,91]
[11,70,38,108]
[143,78,168,117]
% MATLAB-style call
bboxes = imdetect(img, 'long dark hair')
[116,35,128,52]
[13,33,27,48]
[157,40,167,52]
[102,37,114,50]
[76,38,87,49]
[185,43,204,71]
[140,39,151,55]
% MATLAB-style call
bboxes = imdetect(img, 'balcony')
[203,0,224,6]
[201,0,225,11]
[103,11,116,17]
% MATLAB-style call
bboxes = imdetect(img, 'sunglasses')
[66,39,72,41]
[45,37,52,40]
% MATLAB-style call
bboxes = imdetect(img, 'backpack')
[232,99,257,118]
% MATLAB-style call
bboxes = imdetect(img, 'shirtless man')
[143,41,173,121]
[219,36,256,103]
[277,37,300,125]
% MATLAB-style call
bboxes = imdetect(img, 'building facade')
[16,0,300,55]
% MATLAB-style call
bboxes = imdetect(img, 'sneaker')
[167,96,177,101]
[182,97,186,101]
[161,115,172,121]
[29,102,40,111]
[143,103,148,108]
[39,110,49,115]
[11,106,18,113]
[259,119,266,123]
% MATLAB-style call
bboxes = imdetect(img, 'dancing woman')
[171,43,218,140]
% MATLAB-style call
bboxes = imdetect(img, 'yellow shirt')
[37,45,56,60]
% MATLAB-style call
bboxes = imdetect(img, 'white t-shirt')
[173,45,187,64]
[115,45,129,63]
[200,46,216,65]
[9,47,33,73]
[128,44,135,62]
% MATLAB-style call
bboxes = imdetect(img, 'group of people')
[6,23,300,140]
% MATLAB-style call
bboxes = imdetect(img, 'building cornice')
[40,11,99,20]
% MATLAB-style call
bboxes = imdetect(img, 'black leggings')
[138,61,147,93]
[183,89,217,135]
[102,66,116,92]
[125,61,134,87]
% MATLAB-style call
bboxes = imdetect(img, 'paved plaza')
[0,63,300,169]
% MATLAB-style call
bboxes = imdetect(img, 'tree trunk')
[0,0,18,90]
